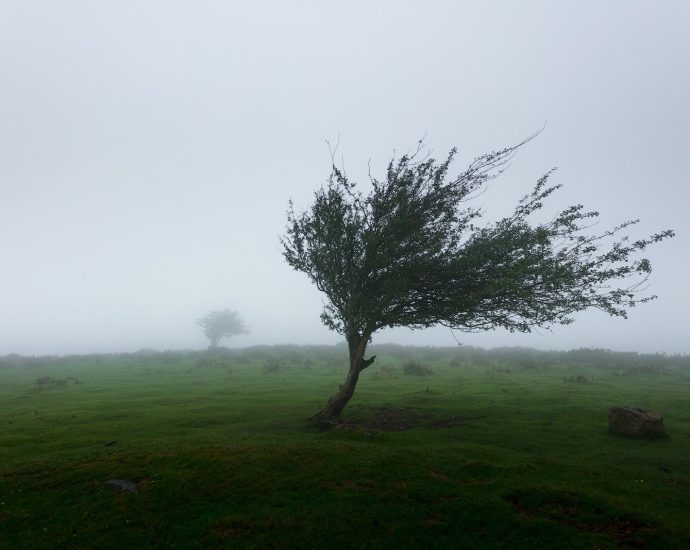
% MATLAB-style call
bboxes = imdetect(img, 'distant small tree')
[196,309,248,349]
[281,135,673,424]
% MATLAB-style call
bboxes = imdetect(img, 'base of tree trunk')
[308,373,360,428]
[308,340,376,429]
[306,413,342,431]
[308,395,348,429]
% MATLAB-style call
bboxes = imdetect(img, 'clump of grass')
[34,375,82,388]
[371,364,397,380]
[195,358,233,369]
[262,359,282,373]
[492,366,512,373]
[563,374,591,383]
[517,359,550,370]
[402,360,433,376]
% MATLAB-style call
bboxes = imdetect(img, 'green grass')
[1,349,690,548]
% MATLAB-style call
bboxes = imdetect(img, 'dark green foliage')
[196,309,248,349]
[281,136,673,419]
[492,366,512,374]
[403,360,434,376]
[283,136,672,338]
[262,359,282,373]
[371,364,397,380]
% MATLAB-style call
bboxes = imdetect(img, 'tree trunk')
[310,334,376,426]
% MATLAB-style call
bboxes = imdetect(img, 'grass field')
[1,346,689,549]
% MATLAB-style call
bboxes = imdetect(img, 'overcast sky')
[1,1,688,356]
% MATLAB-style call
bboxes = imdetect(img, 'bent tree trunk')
[311,334,376,425]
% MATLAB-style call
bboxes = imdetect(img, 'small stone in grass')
[105,479,138,493]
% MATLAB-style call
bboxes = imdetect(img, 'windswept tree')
[197,309,248,349]
[281,136,673,424]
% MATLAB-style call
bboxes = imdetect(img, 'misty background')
[1,1,688,356]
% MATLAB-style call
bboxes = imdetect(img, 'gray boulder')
[105,479,138,493]
[608,406,665,437]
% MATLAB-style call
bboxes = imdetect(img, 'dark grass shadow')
[505,487,658,547]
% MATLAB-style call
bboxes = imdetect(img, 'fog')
[1,1,688,356]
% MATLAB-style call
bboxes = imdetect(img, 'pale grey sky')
[1,1,688,355]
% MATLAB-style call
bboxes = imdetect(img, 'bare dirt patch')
[427,415,472,428]
[339,406,430,432]
[506,488,653,547]
[337,406,479,432]
[211,516,260,538]
[321,479,376,493]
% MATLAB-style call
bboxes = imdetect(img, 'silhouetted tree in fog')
[281,135,674,424]
[197,309,248,349]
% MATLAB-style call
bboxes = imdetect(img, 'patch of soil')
[321,479,376,493]
[423,515,447,526]
[363,406,428,431]
[427,415,476,428]
[408,395,433,405]
[105,479,138,493]
[430,468,449,480]
[457,478,495,486]
[211,516,257,538]
[506,488,652,546]
[332,406,423,432]
[338,406,479,432]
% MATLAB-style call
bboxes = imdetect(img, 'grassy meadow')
[1,345,689,549]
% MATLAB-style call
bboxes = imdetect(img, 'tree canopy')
[196,309,248,349]
[282,136,673,422]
